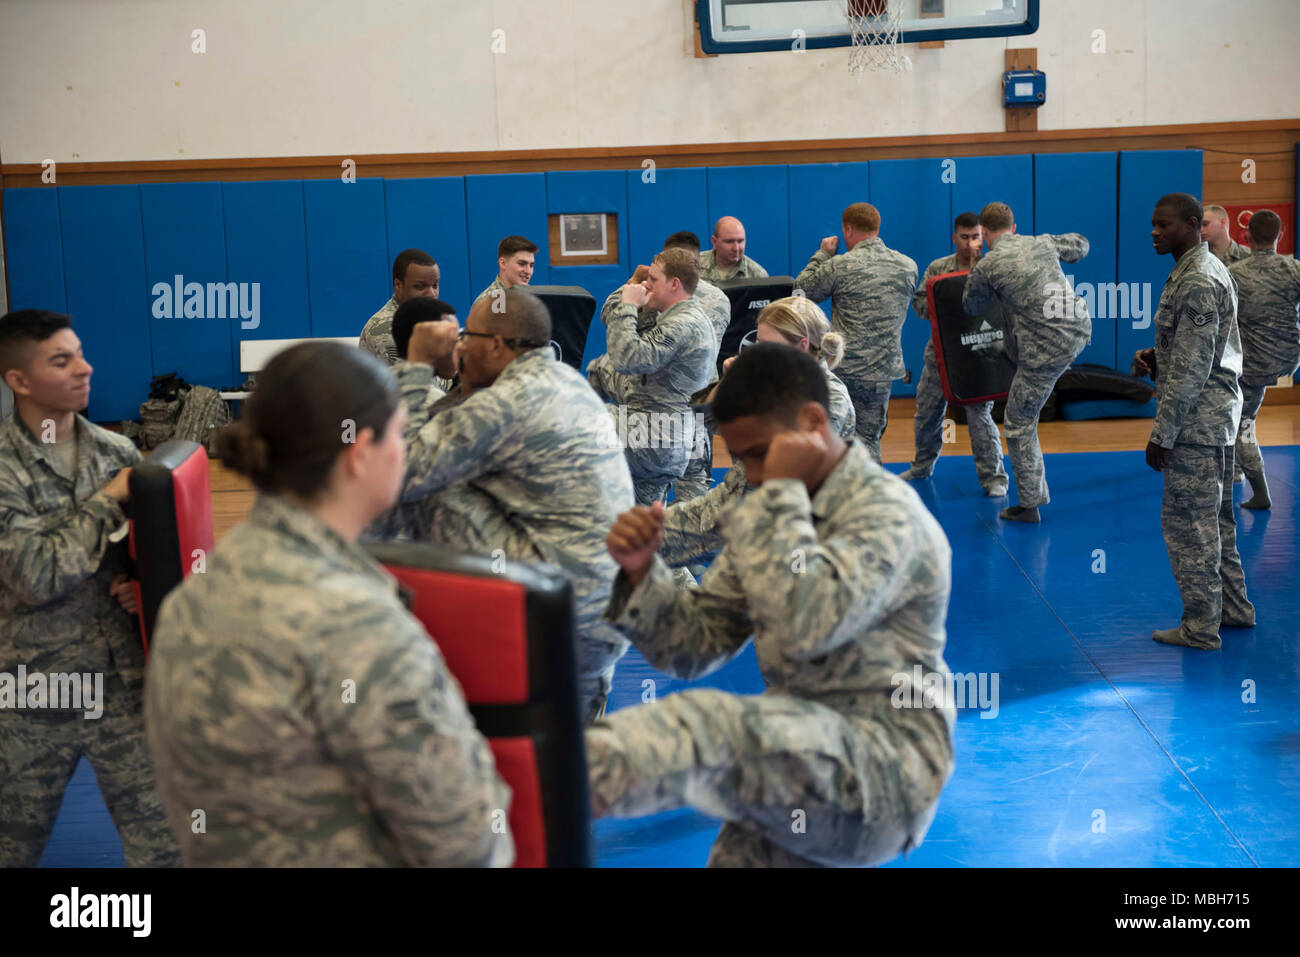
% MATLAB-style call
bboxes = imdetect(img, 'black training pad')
[927,272,1016,405]
[712,276,796,375]
[525,285,596,371]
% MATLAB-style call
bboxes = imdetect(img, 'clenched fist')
[763,429,829,485]
[606,502,664,587]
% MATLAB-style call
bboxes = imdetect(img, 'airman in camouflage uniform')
[1138,195,1254,650]
[1227,231,1300,510]
[795,210,918,464]
[148,493,513,866]
[699,217,768,283]
[360,249,441,365]
[904,242,1009,496]
[660,359,856,568]
[588,346,954,867]
[586,253,717,506]
[388,292,636,721]
[0,312,180,867]
[473,276,506,307]
[963,211,1090,520]
[1202,205,1250,267]
[601,274,729,503]
[699,250,769,283]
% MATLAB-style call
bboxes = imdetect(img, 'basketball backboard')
[696,0,1039,54]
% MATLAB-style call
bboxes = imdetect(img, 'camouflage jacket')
[588,296,717,414]
[963,233,1091,370]
[0,413,143,693]
[1228,249,1300,385]
[699,251,769,283]
[659,359,857,567]
[1215,240,1250,267]
[473,276,508,306]
[360,296,399,365]
[392,350,635,671]
[609,440,955,810]
[1150,242,1243,448]
[796,237,918,381]
[147,493,513,867]
[600,279,730,353]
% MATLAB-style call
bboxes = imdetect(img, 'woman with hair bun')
[146,342,512,867]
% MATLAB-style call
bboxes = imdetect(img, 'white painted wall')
[0,0,1296,164]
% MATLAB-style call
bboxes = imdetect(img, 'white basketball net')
[845,0,911,75]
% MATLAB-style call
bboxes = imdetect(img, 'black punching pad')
[927,271,1016,405]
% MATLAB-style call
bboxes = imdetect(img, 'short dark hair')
[0,309,73,377]
[217,342,398,500]
[1248,209,1282,245]
[392,298,457,360]
[1155,192,1203,228]
[498,236,538,259]
[392,248,437,283]
[663,231,701,252]
[954,212,980,231]
[712,343,830,426]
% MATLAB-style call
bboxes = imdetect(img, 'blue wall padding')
[222,180,313,383]
[624,166,710,272]
[706,165,790,277]
[464,173,550,294]
[950,154,1034,230]
[57,186,153,422]
[302,177,391,339]
[2,150,1209,422]
[4,188,66,311]
[1034,152,1120,369]
[869,158,953,398]
[140,183,233,390]
[1115,149,1202,366]
[383,176,472,318]
[787,161,870,312]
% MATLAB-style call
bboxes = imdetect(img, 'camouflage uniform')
[1227,250,1300,498]
[796,238,918,464]
[1214,240,1250,267]
[963,233,1091,509]
[699,251,768,283]
[1150,242,1253,648]
[662,278,731,503]
[588,441,955,867]
[908,254,1007,491]
[0,413,179,867]
[388,350,636,721]
[473,276,508,306]
[585,297,716,506]
[660,361,856,568]
[147,494,512,866]
[360,296,399,365]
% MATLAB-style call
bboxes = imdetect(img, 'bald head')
[469,287,551,345]
[711,216,747,268]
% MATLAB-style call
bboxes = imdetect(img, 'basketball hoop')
[845,0,912,75]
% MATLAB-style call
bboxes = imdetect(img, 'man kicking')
[1134,193,1253,650]
[587,344,955,867]
[963,202,1090,522]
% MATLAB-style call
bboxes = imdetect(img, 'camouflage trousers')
[837,374,892,465]
[1003,361,1070,508]
[394,484,627,724]
[586,688,945,867]
[912,340,1007,489]
[673,404,716,503]
[0,672,180,867]
[1161,443,1254,645]
[1234,382,1268,490]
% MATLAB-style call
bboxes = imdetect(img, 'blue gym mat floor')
[39,447,1300,868]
